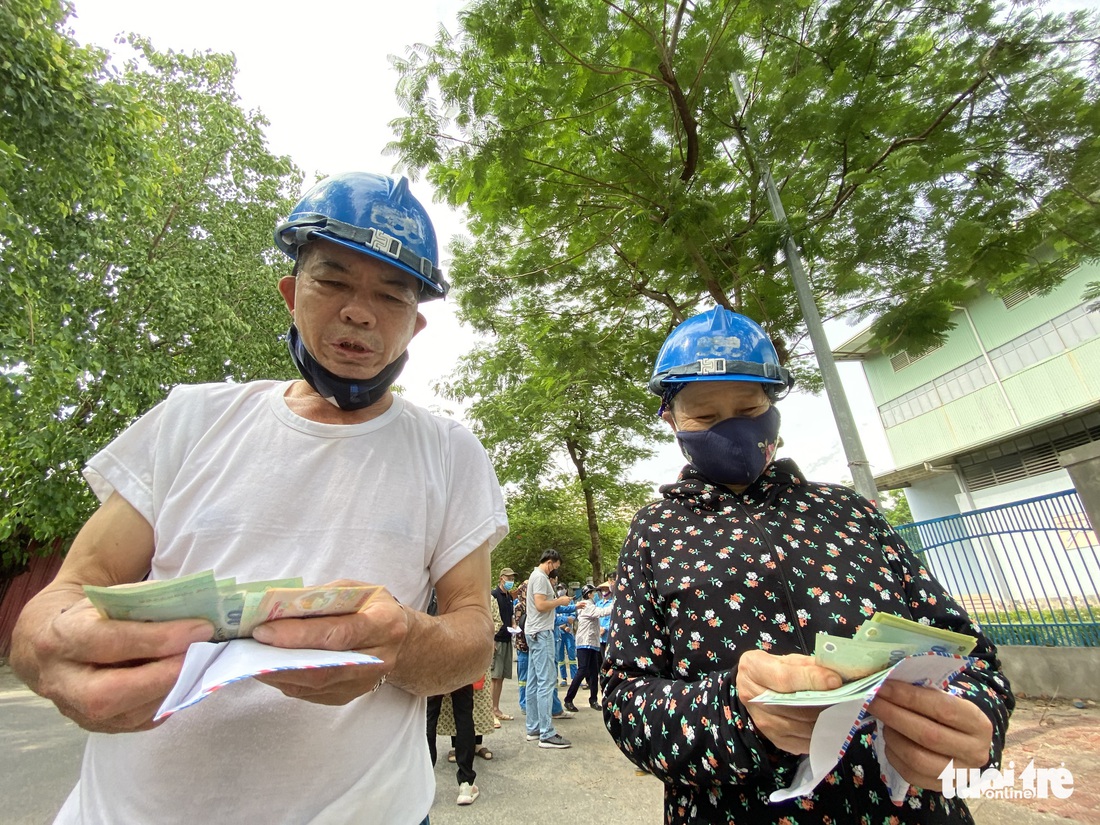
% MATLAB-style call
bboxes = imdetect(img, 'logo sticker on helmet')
[697,335,742,353]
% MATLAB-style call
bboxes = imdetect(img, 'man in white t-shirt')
[524,548,580,749]
[10,172,508,824]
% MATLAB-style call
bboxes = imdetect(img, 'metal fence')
[895,489,1100,647]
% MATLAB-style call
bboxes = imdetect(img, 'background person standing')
[524,549,576,749]
[490,567,517,722]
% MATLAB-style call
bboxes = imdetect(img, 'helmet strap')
[286,324,408,411]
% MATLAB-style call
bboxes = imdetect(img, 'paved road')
[1,665,86,824]
[1,663,1088,824]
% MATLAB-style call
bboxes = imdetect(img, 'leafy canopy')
[391,0,1100,362]
[0,1,301,568]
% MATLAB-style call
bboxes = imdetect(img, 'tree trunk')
[566,439,603,583]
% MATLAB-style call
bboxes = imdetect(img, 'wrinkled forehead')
[674,379,770,408]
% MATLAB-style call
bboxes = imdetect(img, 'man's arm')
[10,493,215,732]
[533,590,569,613]
[252,541,494,700]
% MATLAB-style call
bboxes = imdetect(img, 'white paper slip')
[155,638,381,722]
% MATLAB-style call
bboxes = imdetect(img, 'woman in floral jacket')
[602,308,1013,825]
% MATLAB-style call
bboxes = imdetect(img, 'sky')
[66,0,1096,493]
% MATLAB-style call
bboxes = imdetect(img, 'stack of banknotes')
[84,570,381,642]
[754,613,977,706]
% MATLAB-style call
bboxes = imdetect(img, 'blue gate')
[895,490,1100,646]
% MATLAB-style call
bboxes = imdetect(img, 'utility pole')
[730,74,879,503]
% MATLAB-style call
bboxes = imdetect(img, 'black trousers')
[564,647,602,705]
[426,684,476,786]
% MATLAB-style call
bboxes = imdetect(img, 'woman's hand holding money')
[869,680,994,791]
[736,650,843,755]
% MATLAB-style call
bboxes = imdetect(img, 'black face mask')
[286,324,407,412]
[675,406,781,487]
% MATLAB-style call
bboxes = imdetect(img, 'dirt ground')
[968,695,1100,824]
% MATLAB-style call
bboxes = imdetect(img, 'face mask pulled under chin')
[675,405,781,488]
[286,324,407,411]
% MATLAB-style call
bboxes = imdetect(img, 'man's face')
[662,381,770,433]
[278,238,427,380]
[501,575,515,588]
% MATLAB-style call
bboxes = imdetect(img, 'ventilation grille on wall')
[958,412,1100,491]
[889,342,942,372]
[1002,287,1039,310]
[1001,262,1075,309]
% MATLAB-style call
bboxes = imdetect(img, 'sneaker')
[456,782,479,805]
[589,700,601,710]
[564,701,579,712]
[526,732,540,741]
[552,709,574,719]
[539,734,572,749]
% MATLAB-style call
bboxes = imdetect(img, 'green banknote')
[813,632,919,681]
[85,571,306,640]
[854,612,976,656]
[751,668,891,706]
[84,570,222,626]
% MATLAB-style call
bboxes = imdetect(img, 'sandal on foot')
[493,710,514,720]
[446,749,456,763]
[475,746,493,760]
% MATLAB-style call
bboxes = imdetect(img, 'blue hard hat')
[274,172,449,301]
[649,307,793,399]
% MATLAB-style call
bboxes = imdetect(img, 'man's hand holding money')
[251,580,405,705]
[23,596,213,734]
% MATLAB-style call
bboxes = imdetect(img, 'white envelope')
[155,638,381,721]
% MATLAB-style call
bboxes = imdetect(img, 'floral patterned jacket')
[602,459,1013,825]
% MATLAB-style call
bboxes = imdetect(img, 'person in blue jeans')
[517,647,566,715]
[524,549,583,748]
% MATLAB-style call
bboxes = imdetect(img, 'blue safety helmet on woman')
[274,172,449,301]
[649,307,793,404]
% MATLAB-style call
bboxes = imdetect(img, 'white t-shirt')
[57,381,508,825]
[524,567,556,634]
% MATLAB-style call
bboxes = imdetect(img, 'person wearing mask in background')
[547,567,575,719]
[602,307,1012,825]
[514,577,569,720]
[555,583,578,687]
[593,580,613,658]
[490,567,517,723]
[524,549,581,748]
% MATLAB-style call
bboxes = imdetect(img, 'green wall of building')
[859,262,1100,467]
